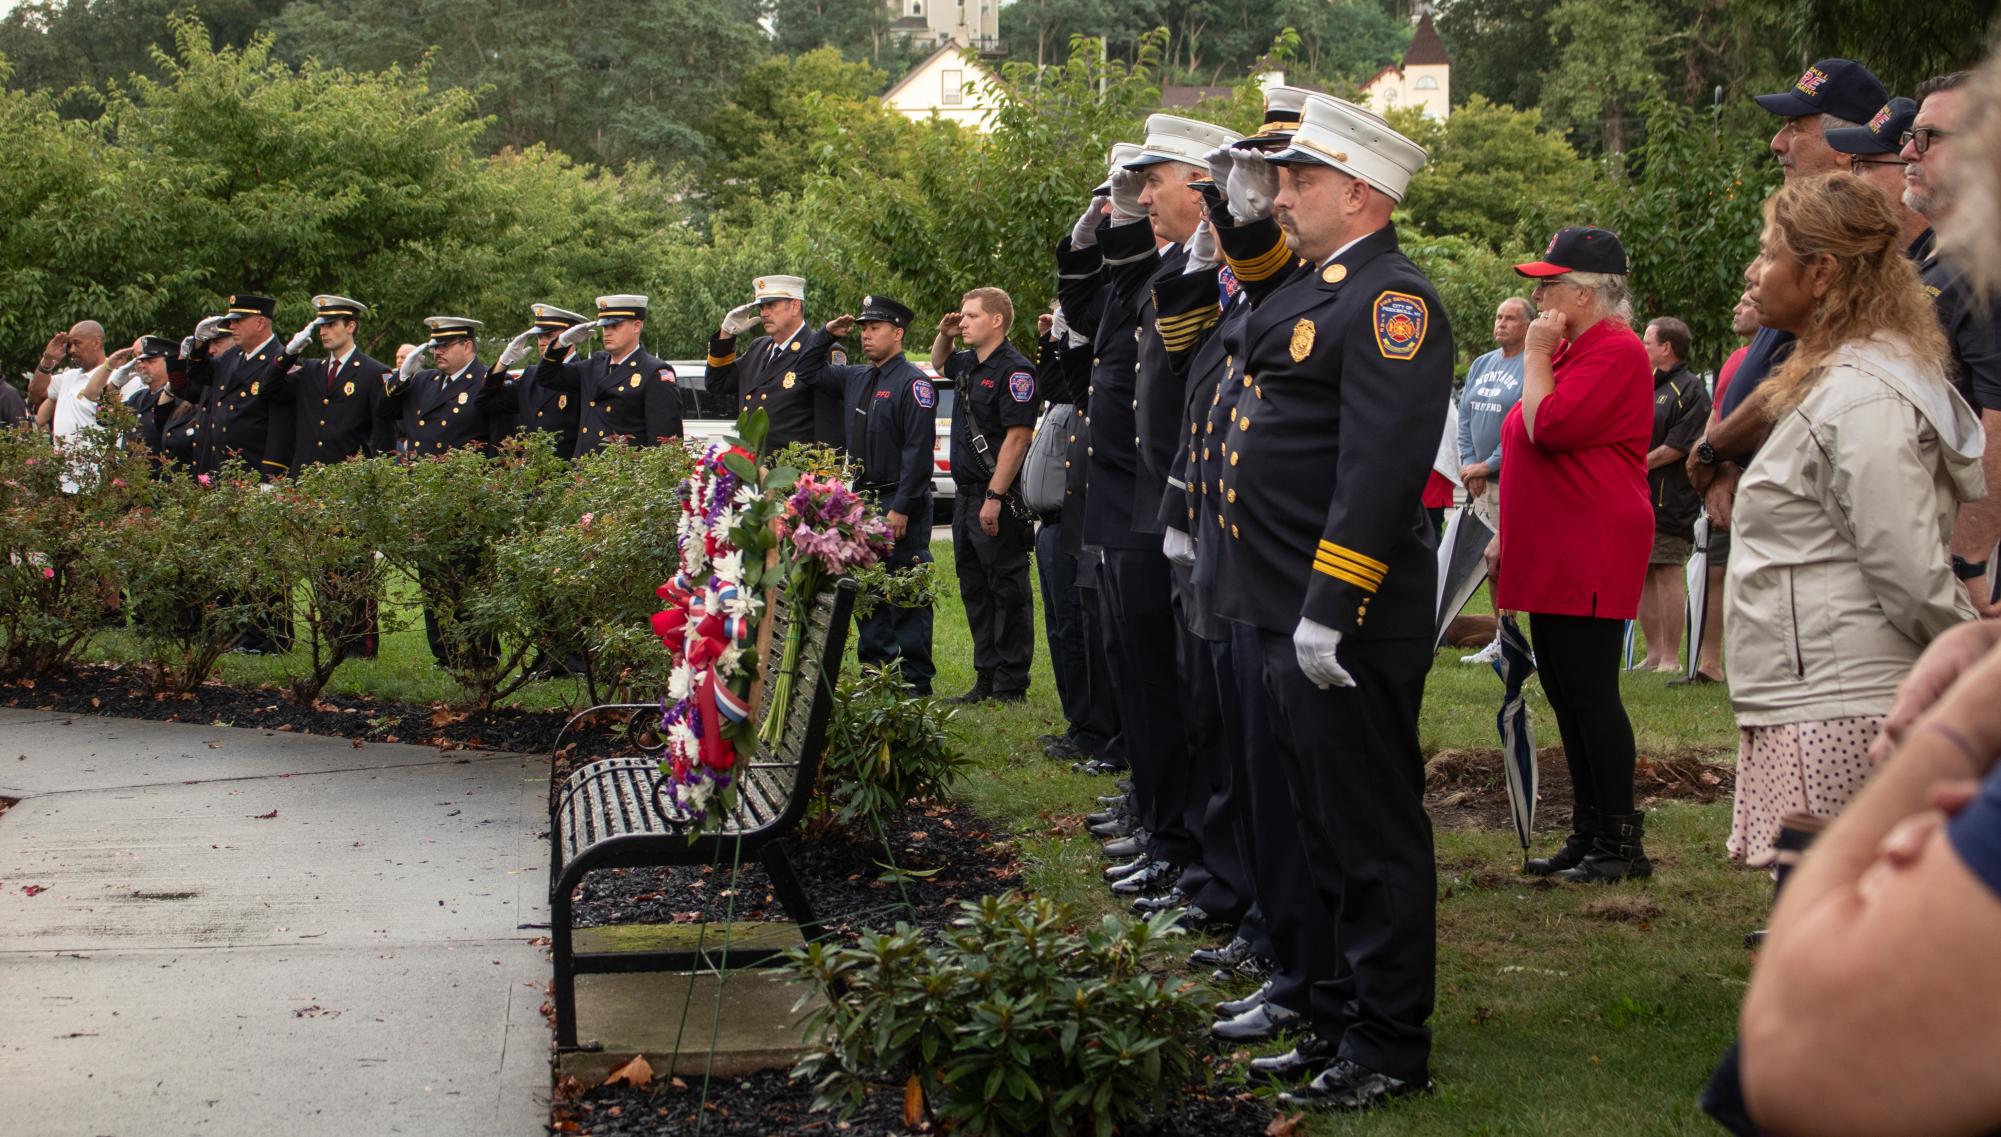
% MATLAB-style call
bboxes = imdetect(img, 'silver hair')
[1559,271,1632,321]
[1497,296,1533,320]
[1819,113,1862,133]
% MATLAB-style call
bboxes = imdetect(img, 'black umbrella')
[1434,503,1493,649]
[1491,615,1538,863]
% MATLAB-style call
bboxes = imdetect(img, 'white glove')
[1293,617,1356,690]
[1070,195,1107,249]
[397,340,434,383]
[1227,151,1279,224]
[179,335,196,358]
[1203,144,1237,194]
[555,319,600,350]
[494,327,537,371]
[284,318,323,355]
[1163,527,1196,567]
[719,303,761,338]
[1049,306,1072,344]
[108,361,135,390]
[1184,219,1219,274]
[1108,167,1146,223]
[194,315,230,343]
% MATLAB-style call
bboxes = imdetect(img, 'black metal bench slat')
[546,579,857,1051]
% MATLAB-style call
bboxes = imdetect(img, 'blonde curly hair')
[1758,174,1951,418]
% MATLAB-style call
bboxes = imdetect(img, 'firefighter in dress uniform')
[479,303,588,458]
[706,275,846,450]
[530,294,682,456]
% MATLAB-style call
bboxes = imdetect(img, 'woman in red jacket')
[1494,227,1656,882]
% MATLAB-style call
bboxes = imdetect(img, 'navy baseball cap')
[1754,59,1888,125]
[1827,97,1918,155]
[1514,227,1629,278]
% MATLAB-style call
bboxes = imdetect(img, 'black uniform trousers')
[1256,628,1436,1084]
[1228,620,1336,1014]
[1075,551,1124,764]
[1164,572,1249,925]
[1034,517,1094,745]
[856,501,936,696]
[950,493,1033,695]
[1102,546,1194,865]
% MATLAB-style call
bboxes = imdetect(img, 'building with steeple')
[1358,8,1452,120]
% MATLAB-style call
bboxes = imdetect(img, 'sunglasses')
[1899,127,1954,154]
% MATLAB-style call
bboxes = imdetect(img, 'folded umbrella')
[1685,514,1711,680]
[1434,503,1493,649]
[1491,615,1538,863]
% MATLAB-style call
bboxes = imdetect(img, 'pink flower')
[41,567,54,579]
[111,478,126,488]
[579,512,595,529]
[197,474,212,486]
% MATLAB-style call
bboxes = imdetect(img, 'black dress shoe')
[1190,936,1252,970]
[989,689,1026,704]
[1211,954,1274,985]
[1278,1058,1431,1111]
[1128,888,1187,914]
[1210,1000,1301,1042]
[1099,835,1144,860]
[1085,807,1123,826]
[1046,736,1086,760]
[1103,854,1153,882]
[1108,858,1178,895]
[1213,980,1271,1019]
[1087,816,1131,838]
[1248,1031,1338,1080]
[1160,904,1219,933]
[947,683,991,705]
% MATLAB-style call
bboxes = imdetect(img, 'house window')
[910,1,920,13]
[941,69,964,105]
[1415,76,1439,90]
[1383,87,1398,103]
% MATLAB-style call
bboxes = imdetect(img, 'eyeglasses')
[1849,156,1904,173]
[1899,127,1954,154]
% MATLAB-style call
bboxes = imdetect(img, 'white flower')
[684,778,715,812]
[717,643,744,675]
[713,550,745,585]
[668,662,693,701]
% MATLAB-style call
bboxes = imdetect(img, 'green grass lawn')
[81,539,1762,1135]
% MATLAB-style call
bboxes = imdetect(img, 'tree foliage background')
[0,0,1989,375]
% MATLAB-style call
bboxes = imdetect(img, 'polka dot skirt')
[1728,716,1883,867]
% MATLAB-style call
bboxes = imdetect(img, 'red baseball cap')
[1514,226,1629,277]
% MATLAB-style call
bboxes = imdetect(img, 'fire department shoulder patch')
[912,377,936,409]
[1373,291,1428,362]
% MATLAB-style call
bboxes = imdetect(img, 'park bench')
[546,577,857,1051]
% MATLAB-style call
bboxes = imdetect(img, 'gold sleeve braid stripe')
[1313,542,1386,592]
[706,352,736,368]
[1156,307,1220,352]
[1225,237,1293,283]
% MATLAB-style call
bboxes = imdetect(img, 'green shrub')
[817,665,965,832]
[0,415,149,680]
[786,893,1206,1137]
[116,464,274,693]
[267,457,408,704]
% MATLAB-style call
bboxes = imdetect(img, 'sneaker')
[1460,638,1502,665]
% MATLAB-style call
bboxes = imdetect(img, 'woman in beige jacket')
[1723,174,1980,866]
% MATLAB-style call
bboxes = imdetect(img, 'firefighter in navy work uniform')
[929,287,1038,703]
[479,303,587,458]
[273,294,393,477]
[706,274,846,451]
[384,317,496,458]
[821,294,937,694]
[128,335,196,469]
[1209,95,1449,1112]
[187,293,298,481]
[530,294,681,456]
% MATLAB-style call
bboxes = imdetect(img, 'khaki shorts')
[1650,532,1694,565]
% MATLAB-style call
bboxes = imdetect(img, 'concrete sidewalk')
[0,709,550,1137]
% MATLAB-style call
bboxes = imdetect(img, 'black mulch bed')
[0,663,640,761]
[571,802,1021,938]
[554,1065,1281,1137]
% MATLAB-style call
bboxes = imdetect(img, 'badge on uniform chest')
[783,372,797,389]
[1289,319,1316,363]
[342,380,355,397]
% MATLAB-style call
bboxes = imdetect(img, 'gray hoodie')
[1725,335,1983,726]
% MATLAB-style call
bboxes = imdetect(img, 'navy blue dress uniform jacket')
[275,348,393,476]
[1069,223,1150,550]
[530,346,682,456]
[185,336,295,478]
[828,352,936,520]
[1098,219,1191,540]
[387,360,496,458]
[943,340,1039,490]
[705,324,842,450]
[1209,223,1453,639]
[1054,237,1109,559]
[480,346,583,458]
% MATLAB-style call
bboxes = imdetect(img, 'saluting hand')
[824,314,856,338]
[107,347,136,369]
[284,318,324,356]
[1525,308,1568,356]
[554,320,599,350]
[1226,151,1279,224]
[40,331,69,369]
[719,303,761,338]
[1070,195,1108,249]
[1185,218,1220,273]
[194,314,231,343]
[1108,167,1146,223]
[938,312,964,338]
[494,327,538,371]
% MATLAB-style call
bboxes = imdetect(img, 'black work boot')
[1525,805,1598,876]
[1551,811,1654,883]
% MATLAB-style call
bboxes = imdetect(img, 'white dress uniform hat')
[532,303,590,331]
[595,294,649,324]
[1093,142,1144,194]
[1122,114,1242,170]
[751,275,806,304]
[312,294,368,320]
[1267,95,1430,203]
[1235,85,1317,148]
[423,316,483,343]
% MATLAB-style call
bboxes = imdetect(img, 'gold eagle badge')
[342,380,355,397]
[1289,319,1316,363]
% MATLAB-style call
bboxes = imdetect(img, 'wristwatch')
[1952,555,1989,581]
[984,488,1006,502]
[1694,440,1720,466]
